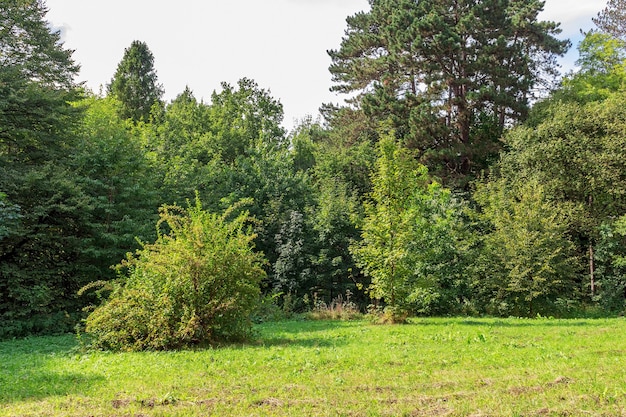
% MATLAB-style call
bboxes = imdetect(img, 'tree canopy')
[108,40,163,123]
[5,0,626,341]
[328,0,569,187]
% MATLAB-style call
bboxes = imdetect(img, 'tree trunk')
[589,243,595,298]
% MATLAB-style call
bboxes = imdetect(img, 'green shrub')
[83,197,266,351]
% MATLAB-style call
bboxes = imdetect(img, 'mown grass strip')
[1,317,625,416]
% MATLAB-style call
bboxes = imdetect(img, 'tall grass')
[2,317,626,416]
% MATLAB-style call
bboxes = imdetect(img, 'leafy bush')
[83,197,266,351]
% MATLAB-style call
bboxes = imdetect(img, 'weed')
[305,291,363,320]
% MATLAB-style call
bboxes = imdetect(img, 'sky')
[45,0,608,131]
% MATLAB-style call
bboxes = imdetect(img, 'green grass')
[1,317,626,416]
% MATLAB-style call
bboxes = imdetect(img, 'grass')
[1,317,626,416]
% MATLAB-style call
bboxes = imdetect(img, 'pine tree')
[328,0,569,187]
[593,0,626,42]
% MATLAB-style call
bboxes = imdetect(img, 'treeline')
[2,0,626,338]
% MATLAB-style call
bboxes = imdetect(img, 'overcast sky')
[45,0,607,131]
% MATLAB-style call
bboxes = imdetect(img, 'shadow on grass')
[0,334,105,402]
[254,319,356,349]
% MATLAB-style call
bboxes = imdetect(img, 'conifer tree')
[593,0,626,42]
[0,0,84,337]
[329,0,568,187]
[108,40,163,122]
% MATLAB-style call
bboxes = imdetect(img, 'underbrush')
[304,292,363,321]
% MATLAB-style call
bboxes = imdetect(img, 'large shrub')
[84,198,265,351]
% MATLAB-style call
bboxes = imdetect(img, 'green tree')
[0,0,85,337]
[71,95,159,282]
[84,198,266,351]
[308,177,363,304]
[108,40,163,123]
[559,31,626,103]
[328,0,568,187]
[0,0,78,87]
[351,135,465,320]
[207,78,286,163]
[498,94,626,300]
[152,82,314,302]
[594,216,626,312]
[474,178,579,316]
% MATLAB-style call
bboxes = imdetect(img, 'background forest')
[2,0,626,340]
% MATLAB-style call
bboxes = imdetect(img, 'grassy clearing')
[1,317,626,416]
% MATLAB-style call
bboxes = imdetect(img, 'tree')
[474,178,579,316]
[308,177,364,304]
[71,96,159,283]
[490,92,626,302]
[350,135,466,321]
[0,0,78,87]
[84,198,266,351]
[328,0,568,187]
[593,0,626,42]
[108,40,163,123]
[0,0,85,337]
[594,216,626,312]
[152,82,315,303]
[558,31,626,103]
[207,78,286,163]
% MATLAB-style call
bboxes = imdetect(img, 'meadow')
[1,317,626,416]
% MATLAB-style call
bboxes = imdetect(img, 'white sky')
[45,0,607,131]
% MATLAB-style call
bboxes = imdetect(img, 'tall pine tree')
[328,0,568,187]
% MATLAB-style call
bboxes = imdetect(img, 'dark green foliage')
[307,178,363,304]
[84,199,265,351]
[0,0,78,87]
[594,217,626,312]
[108,40,164,123]
[71,96,159,282]
[0,192,21,240]
[328,0,568,187]
[0,0,85,337]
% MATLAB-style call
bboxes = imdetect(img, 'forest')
[2,0,626,346]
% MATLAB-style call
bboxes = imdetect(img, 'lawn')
[1,317,626,416]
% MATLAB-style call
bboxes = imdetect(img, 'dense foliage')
[107,40,164,123]
[328,0,569,187]
[0,0,84,337]
[3,0,626,342]
[84,198,265,350]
